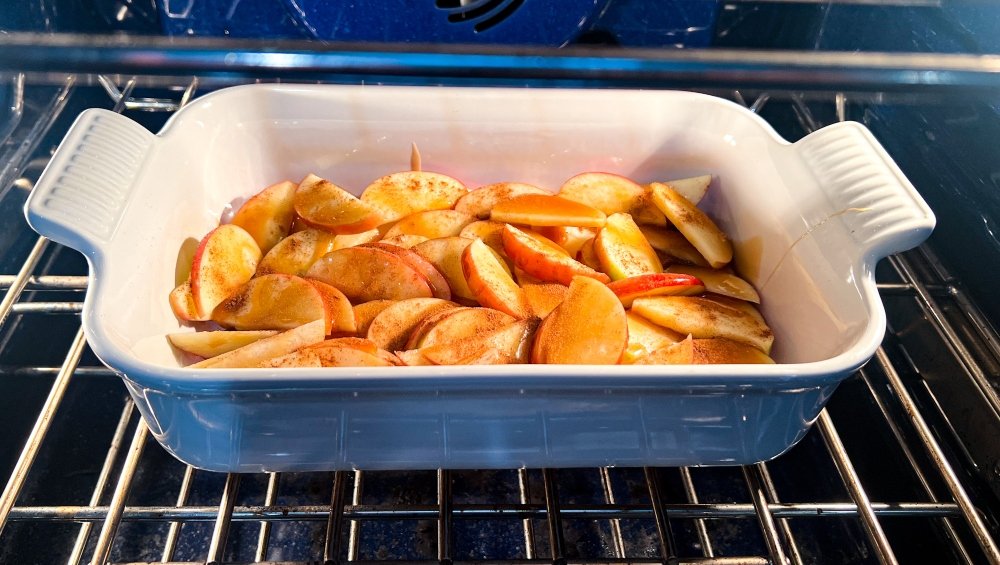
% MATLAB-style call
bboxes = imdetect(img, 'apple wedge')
[306,246,434,303]
[607,273,705,307]
[637,336,775,365]
[169,281,208,322]
[332,223,393,250]
[490,194,606,228]
[189,224,261,319]
[649,182,732,269]
[522,283,567,318]
[231,180,297,254]
[458,220,507,254]
[366,297,457,351]
[258,349,323,368]
[191,319,325,368]
[558,172,669,226]
[665,265,760,303]
[294,173,382,234]
[378,234,429,249]
[621,311,685,364]
[412,237,477,302]
[360,171,467,223]
[456,348,516,365]
[531,276,627,364]
[501,224,610,286]
[639,226,710,267]
[312,345,396,367]
[256,228,338,277]
[534,226,597,257]
[576,237,602,271]
[353,300,397,336]
[360,242,452,301]
[454,182,548,219]
[395,349,433,366]
[594,213,662,280]
[382,209,475,240]
[659,174,712,206]
[405,306,516,349]
[461,239,533,319]
[211,274,351,334]
[631,295,773,354]
[420,318,538,365]
[168,329,279,358]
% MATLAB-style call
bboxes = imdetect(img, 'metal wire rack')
[1,66,999,564]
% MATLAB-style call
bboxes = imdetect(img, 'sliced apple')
[621,311,685,364]
[637,336,774,365]
[458,220,507,253]
[454,182,548,219]
[461,239,533,319]
[594,213,662,280]
[576,237,602,271]
[456,348,516,365]
[665,265,760,303]
[304,337,379,355]
[558,172,669,226]
[189,224,261,319]
[256,228,338,277]
[175,237,199,286]
[491,194,606,228]
[312,345,396,367]
[421,318,538,365]
[412,237,477,302]
[382,209,475,240]
[639,226,710,267]
[360,171,467,223]
[332,223,393,250]
[192,319,325,368]
[306,279,358,334]
[366,297,457,351]
[360,242,452,301]
[294,174,382,235]
[633,336,694,365]
[258,349,323,368]
[514,267,543,286]
[607,273,704,308]
[211,274,331,333]
[378,234,429,249]
[168,329,279,358]
[649,182,732,269]
[169,281,208,322]
[531,276,627,364]
[231,180,297,254]
[353,300,398,336]
[522,283,567,319]
[306,246,434,303]
[501,224,610,286]
[535,225,597,257]
[659,175,712,206]
[631,295,773,354]
[395,349,433,366]
[406,306,516,349]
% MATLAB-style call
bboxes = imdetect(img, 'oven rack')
[0,65,999,564]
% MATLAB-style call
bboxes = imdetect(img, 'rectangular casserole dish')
[25,84,934,472]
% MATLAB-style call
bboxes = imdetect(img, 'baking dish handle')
[24,109,155,256]
[794,121,936,261]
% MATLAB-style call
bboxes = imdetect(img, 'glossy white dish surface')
[25,84,935,471]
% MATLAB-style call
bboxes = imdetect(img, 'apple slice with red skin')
[631,295,773,354]
[649,182,732,269]
[639,226,710,267]
[294,174,382,235]
[420,318,538,365]
[607,273,705,308]
[461,239,533,319]
[636,336,775,364]
[621,311,685,364]
[531,276,627,365]
[192,319,325,368]
[306,279,358,334]
[412,237,477,302]
[665,265,760,303]
[594,213,663,280]
[360,171,467,223]
[361,242,452,301]
[491,194,606,228]
[211,274,353,334]
[534,225,597,257]
[366,297,457,351]
[455,182,548,219]
[256,228,338,277]
[382,209,475,240]
[168,329,279,358]
[189,224,261,319]
[169,281,209,322]
[405,306,516,349]
[306,245,434,303]
[501,224,610,286]
[231,180,297,254]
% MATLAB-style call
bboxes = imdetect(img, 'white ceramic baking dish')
[25,84,934,472]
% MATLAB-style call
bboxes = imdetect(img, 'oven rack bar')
[1,84,999,564]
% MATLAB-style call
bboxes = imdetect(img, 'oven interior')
[1,1,1000,563]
